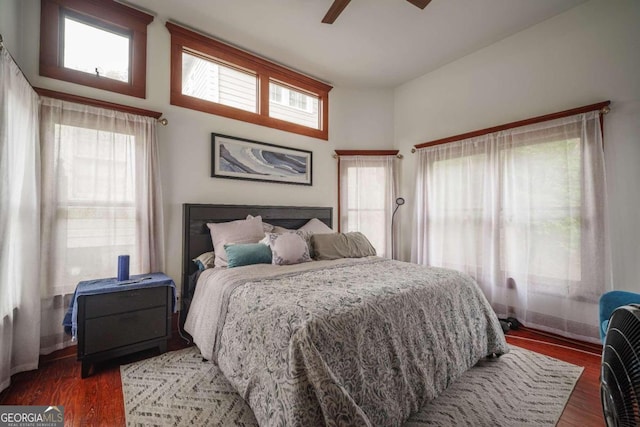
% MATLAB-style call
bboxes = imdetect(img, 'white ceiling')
[128,0,587,88]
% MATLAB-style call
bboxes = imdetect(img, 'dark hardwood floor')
[0,317,604,426]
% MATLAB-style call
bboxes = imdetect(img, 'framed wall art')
[211,133,312,186]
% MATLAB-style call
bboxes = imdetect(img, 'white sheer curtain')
[339,155,398,258]
[39,97,165,354]
[0,49,41,392]
[412,111,609,343]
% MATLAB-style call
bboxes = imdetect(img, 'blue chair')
[599,290,640,342]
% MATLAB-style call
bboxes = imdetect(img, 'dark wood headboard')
[181,204,333,316]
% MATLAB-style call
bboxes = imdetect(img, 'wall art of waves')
[219,143,307,178]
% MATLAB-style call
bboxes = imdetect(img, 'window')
[269,81,319,128]
[54,124,137,282]
[412,107,609,342]
[63,15,130,83]
[499,137,582,288]
[337,151,399,258]
[39,94,165,304]
[182,51,257,113]
[40,0,153,98]
[166,22,332,140]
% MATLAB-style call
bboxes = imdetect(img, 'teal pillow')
[224,243,272,268]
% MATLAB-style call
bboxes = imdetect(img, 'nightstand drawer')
[83,306,168,354]
[82,286,166,318]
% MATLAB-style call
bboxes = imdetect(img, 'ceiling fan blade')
[406,0,432,9]
[322,0,352,24]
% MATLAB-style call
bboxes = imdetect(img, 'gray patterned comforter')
[185,257,508,426]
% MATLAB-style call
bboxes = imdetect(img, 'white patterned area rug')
[121,345,583,427]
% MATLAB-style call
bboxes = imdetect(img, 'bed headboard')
[181,203,333,315]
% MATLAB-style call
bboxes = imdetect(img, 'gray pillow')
[311,232,376,260]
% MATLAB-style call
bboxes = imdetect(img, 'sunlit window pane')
[345,165,387,255]
[53,124,137,281]
[269,81,320,129]
[63,17,130,83]
[182,52,257,113]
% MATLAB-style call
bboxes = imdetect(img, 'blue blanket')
[62,272,177,340]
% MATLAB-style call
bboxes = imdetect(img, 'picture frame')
[211,133,312,186]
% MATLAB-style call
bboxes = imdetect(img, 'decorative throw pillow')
[224,243,272,268]
[264,231,312,265]
[311,232,377,260]
[192,251,215,271]
[271,225,292,234]
[207,216,265,267]
[298,218,333,234]
[246,214,274,233]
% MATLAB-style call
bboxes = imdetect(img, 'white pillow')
[192,251,215,271]
[272,225,292,234]
[246,214,274,233]
[299,218,333,234]
[207,216,265,267]
[264,231,311,265]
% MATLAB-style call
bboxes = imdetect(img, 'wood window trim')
[34,87,163,119]
[414,101,611,150]
[166,22,332,140]
[40,0,154,99]
[335,149,399,233]
[335,150,400,156]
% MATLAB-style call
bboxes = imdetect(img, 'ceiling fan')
[322,0,432,24]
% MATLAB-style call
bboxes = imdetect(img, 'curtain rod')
[35,87,168,125]
[333,150,403,159]
[412,100,611,152]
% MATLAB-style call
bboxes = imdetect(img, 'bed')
[181,204,509,426]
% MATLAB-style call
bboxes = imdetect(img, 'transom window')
[166,22,332,140]
[269,81,319,128]
[62,14,130,83]
[182,51,258,113]
[40,0,153,98]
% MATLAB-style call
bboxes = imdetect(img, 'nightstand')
[74,273,176,378]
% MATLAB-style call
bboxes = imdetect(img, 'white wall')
[13,1,394,286]
[394,0,640,292]
[0,0,22,63]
